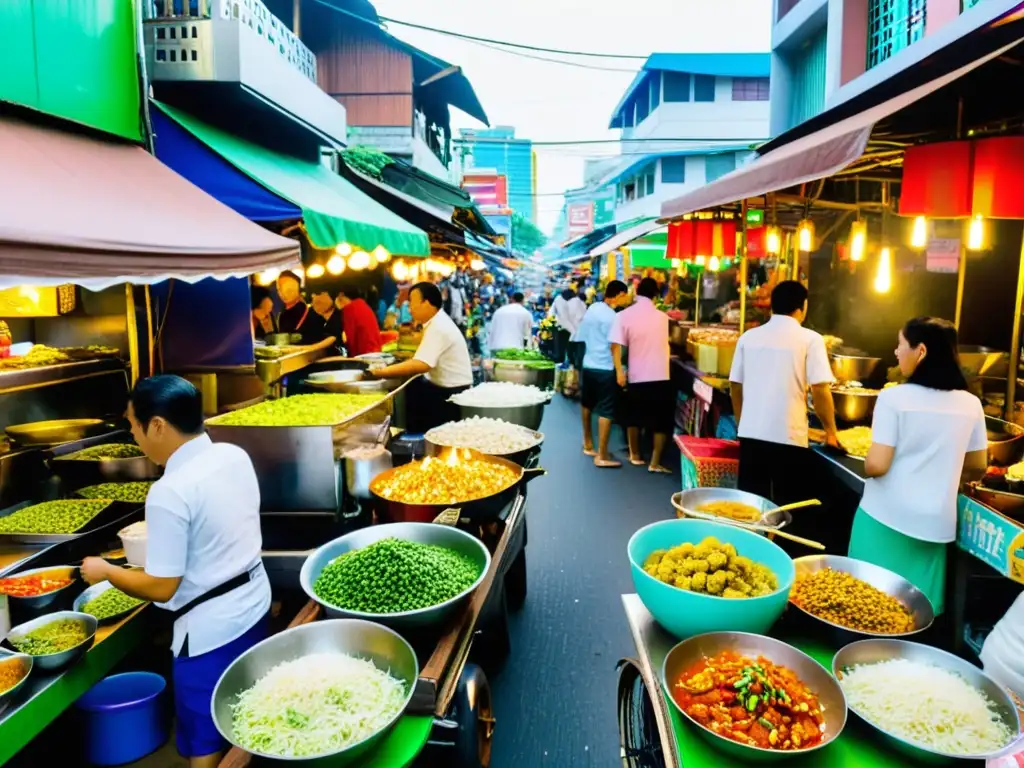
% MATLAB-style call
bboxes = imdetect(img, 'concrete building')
[602,53,772,223]
[770,0,1010,136]
[457,127,538,223]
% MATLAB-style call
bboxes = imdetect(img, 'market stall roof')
[153,102,431,257]
[659,39,1022,221]
[0,113,299,289]
[557,216,653,265]
[585,219,665,259]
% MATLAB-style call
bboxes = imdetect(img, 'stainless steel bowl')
[986,415,1024,466]
[423,426,544,466]
[662,632,847,761]
[790,555,934,644]
[5,419,110,447]
[310,378,403,394]
[0,648,32,715]
[830,355,881,383]
[299,522,491,630]
[73,580,145,624]
[830,389,878,424]
[833,639,1020,762]
[0,564,78,610]
[457,403,545,431]
[4,611,97,671]
[487,361,556,391]
[212,619,418,765]
[671,488,792,530]
[307,369,367,385]
[960,345,1010,378]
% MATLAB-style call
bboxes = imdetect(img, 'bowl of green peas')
[73,581,147,624]
[4,611,97,671]
[300,523,491,631]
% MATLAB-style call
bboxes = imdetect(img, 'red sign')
[568,203,594,237]
[462,173,508,207]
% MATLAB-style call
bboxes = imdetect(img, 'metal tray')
[72,580,146,624]
[0,500,136,546]
[5,419,112,447]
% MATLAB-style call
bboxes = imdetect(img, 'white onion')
[427,417,540,455]
[449,382,551,407]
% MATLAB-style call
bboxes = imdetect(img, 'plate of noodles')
[671,489,791,531]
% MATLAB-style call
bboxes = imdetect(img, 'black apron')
[404,376,470,435]
[170,561,264,658]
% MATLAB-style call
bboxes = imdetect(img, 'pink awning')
[0,115,299,284]
[660,39,1023,220]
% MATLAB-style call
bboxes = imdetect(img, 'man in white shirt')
[488,291,534,351]
[81,376,270,768]
[549,287,576,363]
[370,281,473,433]
[565,290,588,370]
[728,280,838,504]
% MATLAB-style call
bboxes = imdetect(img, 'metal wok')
[370,448,545,524]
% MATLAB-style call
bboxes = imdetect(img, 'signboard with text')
[568,203,595,238]
[958,495,1024,584]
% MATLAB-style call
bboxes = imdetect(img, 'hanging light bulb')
[470,258,485,271]
[306,263,325,279]
[874,247,892,293]
[348,250,371,270]
[670,258,681,269]
[910,216,928,249]
[408,263,420,281]
[765,226,782,255]
[391,260,409,281]
[695,255,706,266]
[373,245,391,263]
[326,255,346,275]
[797,219,815,252]
[708,255,721,272]
[967,215,986,251]
[440,262,455,277]
[335,243,353,257]
[255,268,279,286]
[849,220,867,262]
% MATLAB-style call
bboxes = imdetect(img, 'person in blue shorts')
[82,375,271,768]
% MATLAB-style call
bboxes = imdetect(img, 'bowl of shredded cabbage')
[212,619,418,763]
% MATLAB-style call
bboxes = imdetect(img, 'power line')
[467,39,640,73]
[456,137,764,146]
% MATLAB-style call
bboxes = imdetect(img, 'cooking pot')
[423,429,544,467]
[370,448,545,524]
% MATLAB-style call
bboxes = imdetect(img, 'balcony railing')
[144,0,316,82]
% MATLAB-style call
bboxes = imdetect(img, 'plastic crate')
[675,435,739,492]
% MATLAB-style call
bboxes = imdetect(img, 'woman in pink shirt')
[608,277,672,473]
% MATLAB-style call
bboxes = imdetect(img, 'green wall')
[0,0,143,141]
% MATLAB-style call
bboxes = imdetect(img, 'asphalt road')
[489,395,679,768]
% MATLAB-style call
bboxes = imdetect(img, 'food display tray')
[0,501,137,546]
[72,580,147,625]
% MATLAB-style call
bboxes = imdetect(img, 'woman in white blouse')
[850,317,988,615]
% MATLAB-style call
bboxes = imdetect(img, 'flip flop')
[629,457,646,466]
[582,447,597,457]
[648,465,672,474]
[594,457,622,468]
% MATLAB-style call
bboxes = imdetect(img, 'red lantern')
[746,225,767,258]
[667,220,695,260]
[899,141,972,218]
[971,136,1024,219]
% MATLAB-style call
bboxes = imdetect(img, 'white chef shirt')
[415,309,473,388]
[859,383,987,543]
[145,433,271,657]
[488,303,533,350]
[729,314,834,447]
[565,296,587,336]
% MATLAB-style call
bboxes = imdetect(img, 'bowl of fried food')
[628,520,795,639]
[671,488,792,532]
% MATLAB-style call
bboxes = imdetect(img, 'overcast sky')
[370,0,773,234]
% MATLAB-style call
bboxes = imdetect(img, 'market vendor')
[81,375,270,768]
[369,281,473,433]
[250,285,275,341]
[336,286,382,357]
[275,270,326,346]
[851,317,988,615]
[729,281,838,503]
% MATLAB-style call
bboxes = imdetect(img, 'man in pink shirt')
[609,277,673,473]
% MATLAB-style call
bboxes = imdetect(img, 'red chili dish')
[0,571,74,598]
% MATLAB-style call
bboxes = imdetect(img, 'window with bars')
[732,77,770,101]
[867,0,927,69]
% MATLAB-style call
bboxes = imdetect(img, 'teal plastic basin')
[628,519,795,639]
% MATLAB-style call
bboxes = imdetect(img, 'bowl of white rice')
[833,639,1020,762]
[449,382,552,430]
[425,417,543,465]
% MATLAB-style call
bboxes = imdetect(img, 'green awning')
[154,102,430,257]
[629,243,671,269]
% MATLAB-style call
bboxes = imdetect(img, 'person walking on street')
[549,288,575,363]
[576,280,629,467]
[566,290,588,370]
[729,281,838,507]
[609,277,673,473]
[488,292,534,351]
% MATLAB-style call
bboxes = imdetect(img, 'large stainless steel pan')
[370,447,545,523]
[830,354,881,383]
[830,388,878,424]
[960,345,1009,378]
[6,419,112,446]
[423,428,544,467]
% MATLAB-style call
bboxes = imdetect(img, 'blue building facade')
[459,126,536,224]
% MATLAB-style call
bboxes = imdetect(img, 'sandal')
[648,465,672,474]
[594,457,622,468]
[629,456,646,466]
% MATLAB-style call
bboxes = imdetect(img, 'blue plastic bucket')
[76,672,168,766]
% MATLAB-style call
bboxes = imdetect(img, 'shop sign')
[957,495,1024,583]
[926,238,960,274]
[745,209,764,226]
[568,203,595,238]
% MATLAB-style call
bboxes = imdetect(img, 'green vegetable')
[82,587,146,620]
[0,500,111,534]
[758,717,774,730]
[10,618,88,655]
[313,538,481,614]
[523,360,556,370]
[213,394,384,427]
[493,348,547,362]
[76,482,153,503]
[60,444,143,461]
[747,695,759,711]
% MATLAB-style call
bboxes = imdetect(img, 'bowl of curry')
[662,631,847,761]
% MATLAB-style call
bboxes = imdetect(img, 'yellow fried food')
[643,536,778,598]
[837,426,873,458]
[695,500,762,523]
[791,568,914,634]
[371,454,519,504]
